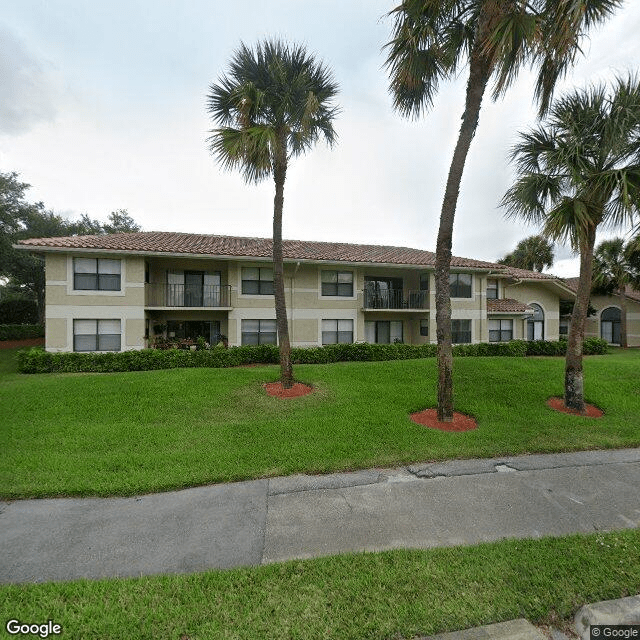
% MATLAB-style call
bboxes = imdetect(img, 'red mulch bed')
[410,409,478,432]
[264,382,314,398]
[0,338,45,350]
[547,397,604,418]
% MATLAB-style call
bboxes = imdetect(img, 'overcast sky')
[2,1,639,277]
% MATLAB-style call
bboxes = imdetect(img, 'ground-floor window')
[489,319,513,342]
[166,320,220,343]
[420,319,429,337]
[600,306,621,344]
[364,320,403,344]
[74,319,121,352]
[451,319,472,344]
[527,303,544,340]
[322,319,353,344]
[241,319,277,345]
[559,318,569,337]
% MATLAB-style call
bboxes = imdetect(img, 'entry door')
[185,271,204,307]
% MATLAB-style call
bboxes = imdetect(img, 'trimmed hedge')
[0,324,45,341]
[16,338,609,374]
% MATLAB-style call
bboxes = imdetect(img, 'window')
[559,319,569,337]
[73,319,121,352]
[527,304,544,340]
[321,271,353,297]
[322,319,353,344]
[420,273,429,292]
[489,319,513,342]
[73,258,121,291]
[600,307,621,344]
[486,279,498,299]
[420,319,429,337]
[241,319,277,345]
[449,273,472,298]
[241,267,274,295]
[364,320,403,344]
[451,319,472,343]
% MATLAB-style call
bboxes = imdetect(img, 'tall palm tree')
[502,75,640,412]
[498,234,554,272]
[592,238,640,348]
[207,40,339,388]
[385,0,621,421]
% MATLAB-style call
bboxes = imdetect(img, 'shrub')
[0,324,45,341]
[16,337,609,374]
[0,299,38,324]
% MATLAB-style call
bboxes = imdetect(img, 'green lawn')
[1,529,639,640]
[1,347,639,498]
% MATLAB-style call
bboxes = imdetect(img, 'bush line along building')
[16,231,639,352]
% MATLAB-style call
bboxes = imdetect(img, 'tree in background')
[498,235,554,272]
[592,237,640,348]
[502,75,640,412]
[385,0,621,422]
[207,39,339,388]
[0,171,141,322]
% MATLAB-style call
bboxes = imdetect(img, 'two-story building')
[17,231,576,352]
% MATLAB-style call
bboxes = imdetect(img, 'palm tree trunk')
[619,289,628,348]
[272,131,294,388]
[435,47,490,422]
[564,226,597,412]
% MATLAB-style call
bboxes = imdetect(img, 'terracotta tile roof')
[487,298,533,313]
[563,277,640,303]
[499,266,558,280]
[18,231,503,269]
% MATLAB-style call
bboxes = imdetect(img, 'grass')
[1,347,639,498]
[1,529,639,639]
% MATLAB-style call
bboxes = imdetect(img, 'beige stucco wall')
[503,281,561,340]
[42,252,572,350]
[45,317,67,350]
[584,294,640,347]
[44,253,145,352]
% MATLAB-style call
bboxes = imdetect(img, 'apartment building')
[17,232,576,352]
[564,278,640,347]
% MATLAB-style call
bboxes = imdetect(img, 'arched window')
[600,307,621,344]
[527,303,544,341]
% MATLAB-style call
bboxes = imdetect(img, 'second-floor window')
[321,270,353,296]
[486,279,498,299]
[242,267,274,295]
[449,273,472,298]
[73,258,121,291]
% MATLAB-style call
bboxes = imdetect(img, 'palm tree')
[498,234,554,272]
[502,75,640,412]
[592,238,640,348]
[385,0,621,421]
[207,40,339,388]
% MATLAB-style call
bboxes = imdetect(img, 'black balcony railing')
[145,284,231,308]
[363,288,428,310]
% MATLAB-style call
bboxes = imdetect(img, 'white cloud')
[0,24,60,135]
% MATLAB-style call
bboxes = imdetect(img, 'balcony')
[363,289,428,311]
[145,283,232,308]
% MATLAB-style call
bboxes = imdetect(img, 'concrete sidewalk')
[2,448,640,584]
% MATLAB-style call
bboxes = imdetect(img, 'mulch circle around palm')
[264,382,314,398]
[546,397,604,418]
[410,409,478,432]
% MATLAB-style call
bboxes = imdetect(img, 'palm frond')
[206,38,340,183]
